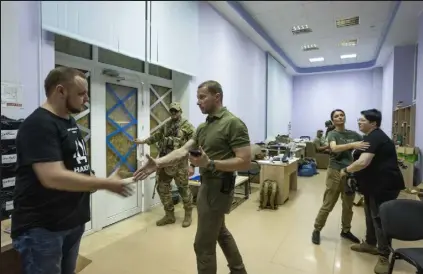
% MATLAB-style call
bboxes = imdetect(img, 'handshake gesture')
[134,138,148,145]
[103,168,135,197]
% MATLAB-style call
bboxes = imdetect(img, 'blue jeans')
[13,225,85,274]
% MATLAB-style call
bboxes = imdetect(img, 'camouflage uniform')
[145,102,195,227]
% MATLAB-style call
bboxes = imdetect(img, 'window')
[149,84,173,158]
[55,35,92,60]
[149,63,172,80]
[105,83,138,178]
[98,48,145,73]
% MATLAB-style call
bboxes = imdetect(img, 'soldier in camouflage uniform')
[135,102,195,227]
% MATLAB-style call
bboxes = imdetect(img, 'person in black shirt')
[12,67,135,274]
[340,109,405,274]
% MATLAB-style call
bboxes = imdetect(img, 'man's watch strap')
[343,168,352,176]
[190,164,195,168]
[207,160,215,171]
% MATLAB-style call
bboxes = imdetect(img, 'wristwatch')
[207,160,215,171]
[190,164,196,168]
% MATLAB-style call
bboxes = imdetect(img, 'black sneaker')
[340,231,360,243]
[312,230,320,245]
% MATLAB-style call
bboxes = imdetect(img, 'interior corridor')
[78,171,422,274]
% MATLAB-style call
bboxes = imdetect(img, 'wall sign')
[1,82,23,108]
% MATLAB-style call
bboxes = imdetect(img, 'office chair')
[380,199,423,274]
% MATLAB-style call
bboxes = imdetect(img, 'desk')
[257,158,299,205]
[1,219,12,252]
[1,220,20,274]
[189,175,250,200]
[292,147,305,158]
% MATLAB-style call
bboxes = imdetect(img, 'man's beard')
[66,100,82,114]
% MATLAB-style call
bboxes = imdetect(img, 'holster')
[345,174,358,196]
[220,172,236,194]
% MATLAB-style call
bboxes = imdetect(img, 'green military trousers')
[194,177,247,274]
[156,167,193,212]
[314,168,355,232]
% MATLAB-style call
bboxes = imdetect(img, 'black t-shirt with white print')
[11,108,91,238]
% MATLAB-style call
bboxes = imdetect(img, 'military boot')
[182,208,192,228]
[374,256,389,274]
[351,241,379,255]
[156,211,176,226]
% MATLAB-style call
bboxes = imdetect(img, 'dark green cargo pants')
[194,177,247,274]
[314,168,355,232]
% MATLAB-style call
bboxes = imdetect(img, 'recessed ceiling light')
[302,44,319,51]
[340,54,357,59]
[309,57,324,63]
[340,39,358,47]
[336,16,360,28]
[292,25,313,35]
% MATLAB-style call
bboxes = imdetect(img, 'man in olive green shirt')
[313,129,329,153]
[312,109,369,245]
[134,81,251,274]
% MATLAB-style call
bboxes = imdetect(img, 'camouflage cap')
[169,102,182,112]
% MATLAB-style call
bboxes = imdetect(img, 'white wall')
[381,53,394,136]
[186,2,266,142]
[266,54,293,139]
[292,69,383,138]
[1,1,54,119]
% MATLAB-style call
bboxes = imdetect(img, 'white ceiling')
[209,1,423,74]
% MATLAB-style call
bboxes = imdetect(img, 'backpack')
[298,158,318,177]
[259,180,279,210]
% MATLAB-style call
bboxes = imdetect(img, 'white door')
[95,73,145,228]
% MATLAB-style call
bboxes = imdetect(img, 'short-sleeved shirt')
[327,129,362,170]
[11,108,91,239]
[193,107,250,178]
[352,128,404,196]
[313,136,326,151]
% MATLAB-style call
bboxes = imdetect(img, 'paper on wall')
[1,82,23,108]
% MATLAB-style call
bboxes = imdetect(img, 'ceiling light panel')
[336,16,360,28]
[340,39,358,47]
[292,25,313,35]
[309,57,324,63]
[340,54,357,59]
[302,44,319,51]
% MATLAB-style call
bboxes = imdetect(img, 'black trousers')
[363,191,400,257]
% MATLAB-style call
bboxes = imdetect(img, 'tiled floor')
[78,171,422,274]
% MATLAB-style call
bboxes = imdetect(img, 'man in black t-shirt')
[340,109,404,274]
[12,67,135,274]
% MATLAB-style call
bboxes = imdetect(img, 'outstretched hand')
[133,154,158,181]
[106,168,135,197]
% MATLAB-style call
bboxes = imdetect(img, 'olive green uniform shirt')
[327,129,362,170]
[193,107,250,178]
